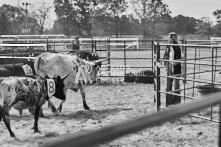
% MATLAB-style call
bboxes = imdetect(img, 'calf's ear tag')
[46,79,55,97]
[22,64,33,75]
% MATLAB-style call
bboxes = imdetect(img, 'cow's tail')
[34,57,41,75]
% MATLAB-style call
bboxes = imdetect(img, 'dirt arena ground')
[0,82,219,147]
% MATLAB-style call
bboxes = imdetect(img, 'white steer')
[34,52,107,113]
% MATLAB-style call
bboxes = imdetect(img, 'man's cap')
[168,32,177,38]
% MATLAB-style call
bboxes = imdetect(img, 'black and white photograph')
[0,0,221,147]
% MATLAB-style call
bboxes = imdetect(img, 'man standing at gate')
[164,32,182,106]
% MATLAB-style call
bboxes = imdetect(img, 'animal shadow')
[10,114,33,121]
[62,108,124,121]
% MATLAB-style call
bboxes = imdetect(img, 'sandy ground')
[0,82,219,147]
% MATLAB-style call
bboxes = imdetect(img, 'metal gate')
[154,41,221,122]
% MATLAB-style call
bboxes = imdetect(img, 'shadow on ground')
[61,108,127,120]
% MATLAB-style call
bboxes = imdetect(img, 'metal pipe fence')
[1,38,221,146]
[154,41,221,122]
[90,39,155,83]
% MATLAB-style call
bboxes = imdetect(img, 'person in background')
[164,32,182,106]
[73,37,80,50]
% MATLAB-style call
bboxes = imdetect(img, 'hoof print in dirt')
[45,132,60,138]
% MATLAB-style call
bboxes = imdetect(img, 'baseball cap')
[168,32,177,38]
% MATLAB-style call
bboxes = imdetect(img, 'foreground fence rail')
[42,92,221,147]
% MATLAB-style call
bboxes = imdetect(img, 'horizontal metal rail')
[160,106,220,123]
[110,57,151,60]
[0,56,36,60]
[161,59,221,67]
[159,91,199,100]
[0,44,47,47]
[107,49,151,51]
[159,43,221,48]
[42,92,221,147]
[0,34,66,38]
[160,75,221,85]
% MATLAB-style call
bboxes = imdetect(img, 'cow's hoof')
[40,113,46,118]
[41,115,50,119]
[34,128,41,133]
[51,107,58,113]
[31,126,40,133]
[54,111,60,116]
[57,106,62,113]
[52,109,59,114]
[84,105,90,110]
[10,133,15,137]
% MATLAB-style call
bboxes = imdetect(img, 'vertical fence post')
[53,41,55,51]
[46,38,49,52]
[107,37,111,80]
[214,47,218,82]
[192,47,197,97]
[183,41,187,102]
[151,40,154,72]
[94,40,97,53]
[91,37,94,53]
[219,104,221,147]
[182,40,186,84]
[154,42,161,111]
[124,41,127,78]
[12,46,15,66]
[211,46,214,121]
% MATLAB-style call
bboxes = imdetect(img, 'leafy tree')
[126,14,142,35]
[54,0,99,36]
[54,0,76,36]
[148,0,170,37]
[91,14,141,36]
[0,4,23,34]
[171,15,197,37]
[0,13,11,35]
[213,9,221,37]
[30,2,53,34]
[131,0,170,38]
[98,0,128,37]
[196,17,212,39]
[212,23,221,37]
[213,9,221,23]
[119,15,141,36]
[91,15,115,36]
[154,14,172,35]
[73,0,98,36]
[0,4,39,35]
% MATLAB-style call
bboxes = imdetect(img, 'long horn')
[94,58,108,65]
[61,73,69,82]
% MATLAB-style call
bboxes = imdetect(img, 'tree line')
[0,0,221,38]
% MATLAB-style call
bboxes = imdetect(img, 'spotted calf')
[0,75,68,137]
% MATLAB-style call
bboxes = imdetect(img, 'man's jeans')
[166,65,181,106]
